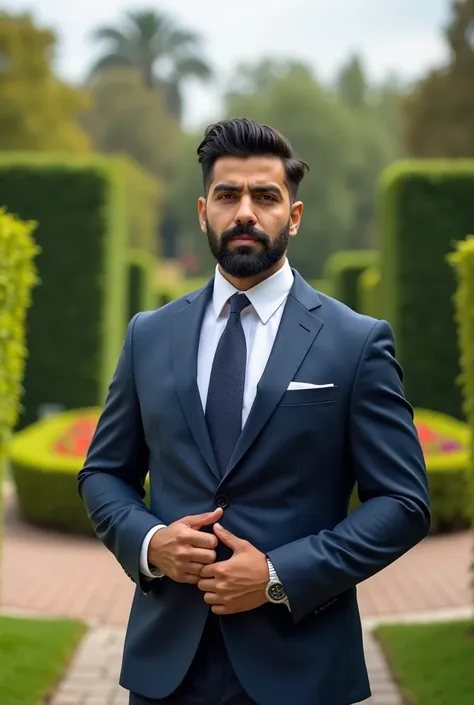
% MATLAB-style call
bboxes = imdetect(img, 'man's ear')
[289,201,303,236]
[198,197,207,233]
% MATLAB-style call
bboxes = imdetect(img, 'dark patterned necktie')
[205,293,251,475]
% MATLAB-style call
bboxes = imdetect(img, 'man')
[78,117,430,705]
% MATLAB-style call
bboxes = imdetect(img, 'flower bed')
[8,407,471,535]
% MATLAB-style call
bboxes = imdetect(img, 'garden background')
[1,1,474,704]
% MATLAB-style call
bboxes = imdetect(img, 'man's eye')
[258,194,275,201]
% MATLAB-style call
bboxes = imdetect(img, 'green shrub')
[323,249,379,312]
[351,408,471,533]
[10,408,104,535]
[127,249,157,320]
[119,156,163,255]
[0,154,129,427]
[9,407,151,534]
[155,276,210,308]
[309,278,334,297]
[0,208,39,452]
[449,235,474,540]
[377,160,474,420]
[358,266,381,319]
[0,208,38,579]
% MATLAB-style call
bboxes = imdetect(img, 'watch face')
[268,582,286,602]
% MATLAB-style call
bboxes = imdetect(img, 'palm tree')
[88,10,212,122]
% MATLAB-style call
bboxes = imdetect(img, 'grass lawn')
[376,620,474,705]
[0,614,88,705]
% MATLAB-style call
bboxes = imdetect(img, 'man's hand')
[197,523,269,615]
[148,508,223,584]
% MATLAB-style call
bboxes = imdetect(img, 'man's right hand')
[148,508,224,584]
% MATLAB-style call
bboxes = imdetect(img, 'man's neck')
[217,257,286,292]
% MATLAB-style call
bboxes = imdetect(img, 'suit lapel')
[171,280,221,480]
[222,275,323,480]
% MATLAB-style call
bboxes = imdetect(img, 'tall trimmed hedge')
[358,266,381,319]
[0,154,128,427]
[0,208,38,583]
[309,278,334,297]
[119,157,163,255]
[449,236,474,536]
[377,161,474,420]
[0,209,39,446]
[127,249,157,319]
[323,249,379,312]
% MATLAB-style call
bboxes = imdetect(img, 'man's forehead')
[210,155,286,186]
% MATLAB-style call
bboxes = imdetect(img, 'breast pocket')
[278,386,337,406]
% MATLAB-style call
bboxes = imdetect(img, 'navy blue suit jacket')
[78,270,430,705]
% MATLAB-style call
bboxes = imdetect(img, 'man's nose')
[235,196,257,225]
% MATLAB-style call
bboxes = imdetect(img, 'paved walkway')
[2,485,472,705]
[47,626,403,705]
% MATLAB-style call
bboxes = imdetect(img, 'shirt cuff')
[140,524,167,578]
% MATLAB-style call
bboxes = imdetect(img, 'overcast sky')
[4,0,452,127]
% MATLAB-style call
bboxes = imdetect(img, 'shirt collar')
[212,258,294,325]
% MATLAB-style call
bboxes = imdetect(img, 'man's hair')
[197,117,309,201]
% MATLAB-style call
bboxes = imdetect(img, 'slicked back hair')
[197,117,309,201]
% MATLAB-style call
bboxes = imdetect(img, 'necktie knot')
[229,293,251,316]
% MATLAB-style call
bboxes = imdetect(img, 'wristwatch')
[265,558,289,607]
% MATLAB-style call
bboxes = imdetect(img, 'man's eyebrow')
[212,183,283,196]
[212,183,241,193]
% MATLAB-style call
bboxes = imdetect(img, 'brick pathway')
[47,626,403,705]
[2,484,472,705]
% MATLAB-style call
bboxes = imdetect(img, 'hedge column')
[0,208,38,594]
[377,160,474,420]
[449,235,474,544]
[323,249,379,313]
[0,155,128,427]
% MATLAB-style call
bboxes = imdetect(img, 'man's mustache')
[221,225,269,244]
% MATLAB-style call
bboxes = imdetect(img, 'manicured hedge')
[10,406,470,536]
[0,209,38,563]
[449,235,474,528]
[127,249,157,320]
[0,154,128,427]
[0,208,39,452]
[155,276,210,308]
[323,249,379,312]
[377,160,474,420]
[10,408,108,535]
[358,266,381,319]
[309,278,334,297]
[119,156,163,255]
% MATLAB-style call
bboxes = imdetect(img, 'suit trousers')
[129,611,257,705]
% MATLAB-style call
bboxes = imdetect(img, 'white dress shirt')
[140,259,294,603]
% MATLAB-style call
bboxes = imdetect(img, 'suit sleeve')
[77,312,165,591]
[267,319,431,624]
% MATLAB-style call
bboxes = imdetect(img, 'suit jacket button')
[216,494,229,508]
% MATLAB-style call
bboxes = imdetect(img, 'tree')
[336,56,405,248]
[337,54,367,109]
[81,68,179,177]
[88,10,212,122]
[403,0,474,156]
[0,13,91,153]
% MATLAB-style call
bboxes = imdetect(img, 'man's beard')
[206,219,290,278]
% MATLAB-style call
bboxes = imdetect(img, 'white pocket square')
[287,382,335,390]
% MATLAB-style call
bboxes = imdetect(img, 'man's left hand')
[197,523,269,615]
